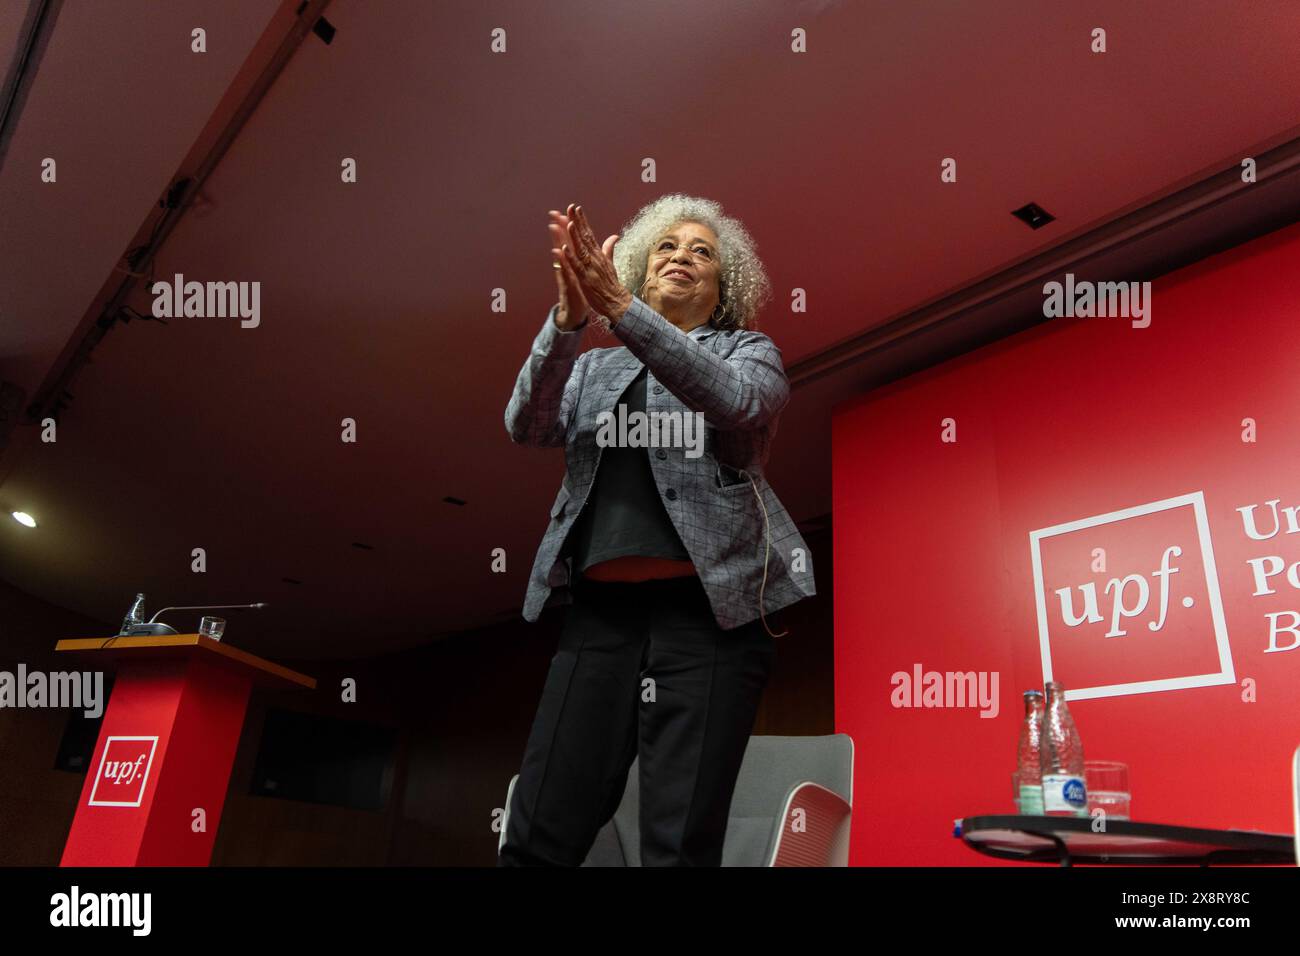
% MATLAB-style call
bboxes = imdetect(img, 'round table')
[959,815,1295,866]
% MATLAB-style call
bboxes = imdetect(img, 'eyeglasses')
[651,239,716,262]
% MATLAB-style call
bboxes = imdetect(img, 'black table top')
[960,815,1296,866]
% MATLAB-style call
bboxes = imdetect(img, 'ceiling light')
[1012,202,1055,230]
[11,511,36,528]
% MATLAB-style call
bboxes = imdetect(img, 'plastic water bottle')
[119,593,146,635]
[1039,681,1087,816]
[1016,690,1045,814]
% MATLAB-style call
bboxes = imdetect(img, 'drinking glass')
[199,616,226,641]
[1085,760,1130,819]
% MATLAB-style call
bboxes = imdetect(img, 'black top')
[561,367,692,572]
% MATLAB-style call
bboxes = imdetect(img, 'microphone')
[147,602,267,624]
[115,602,268,637]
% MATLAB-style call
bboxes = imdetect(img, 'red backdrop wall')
[833,219,1300,865]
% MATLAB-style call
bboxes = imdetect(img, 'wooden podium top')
[54,634,316,690]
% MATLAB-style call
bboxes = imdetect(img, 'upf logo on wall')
[88,737,158,808]
[1029,491,1234,701]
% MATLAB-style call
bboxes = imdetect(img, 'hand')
[552,204,633,324]
[548,209,591,331]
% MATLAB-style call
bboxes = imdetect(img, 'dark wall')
[2,525,832,866]
[0,579,112,865]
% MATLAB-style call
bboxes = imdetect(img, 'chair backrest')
[585,733,854,866]
[1293,746,1300,865]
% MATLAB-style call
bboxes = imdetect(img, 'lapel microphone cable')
[746,472,789,639]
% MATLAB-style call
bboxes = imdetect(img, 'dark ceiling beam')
[0,0,63,175]
[20,0,334,428]
[0,0,63,459]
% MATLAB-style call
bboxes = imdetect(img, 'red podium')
[55,634,315,866]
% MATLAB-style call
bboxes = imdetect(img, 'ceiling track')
[20,0,333,427]
[0,0,62,174]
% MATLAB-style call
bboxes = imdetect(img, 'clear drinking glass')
[199,616,226,641]
[1085,760,1130,819]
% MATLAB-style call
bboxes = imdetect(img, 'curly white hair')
[594,193,773,334]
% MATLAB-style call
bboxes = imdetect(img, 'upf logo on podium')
[1029,491,1236,701]
[88,736,159,808]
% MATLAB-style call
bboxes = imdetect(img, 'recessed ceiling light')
[11,511,36,528]
[1012,201,1055,230]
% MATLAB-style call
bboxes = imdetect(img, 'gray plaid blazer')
[504,294,816,631]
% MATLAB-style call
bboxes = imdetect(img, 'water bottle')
[1039,681,1087,816]
[119,593,146,635]
[1016,690,1045,814]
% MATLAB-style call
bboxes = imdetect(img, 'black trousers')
[498,572,775,866]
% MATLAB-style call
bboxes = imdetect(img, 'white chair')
[1292,746,1300,865]
[499,733,854,866]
